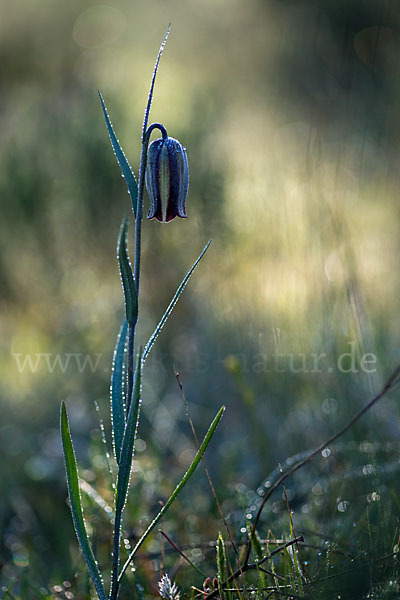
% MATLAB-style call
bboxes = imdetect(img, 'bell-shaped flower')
[145,136,189,222]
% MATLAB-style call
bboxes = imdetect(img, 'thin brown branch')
[258,566,285,580]
[243,364,400,567]
[159,530,207,579]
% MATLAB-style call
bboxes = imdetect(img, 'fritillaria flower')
[145,136,189,222]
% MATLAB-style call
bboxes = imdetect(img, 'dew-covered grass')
[1,1,400,599]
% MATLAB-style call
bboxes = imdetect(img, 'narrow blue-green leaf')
[119,404,225,583]
[117,218,138,325]
[115,349,143,515]
[110,320,128,464]
[142,24,170,139]
[60,402,107,600]
[143,240,212,363]
[98,91,138,216]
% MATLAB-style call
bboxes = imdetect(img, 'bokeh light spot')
[72,5,126,49]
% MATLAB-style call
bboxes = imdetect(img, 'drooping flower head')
[145,136,189,222]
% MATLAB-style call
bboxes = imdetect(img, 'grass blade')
[246,520,266,595]
[98,91,138,216]
[143,240,211,363]
[118,404,225,583]
[217,533,228,600]
[60,402,107,600]
[117,217,138,325]
[111,320,128,464]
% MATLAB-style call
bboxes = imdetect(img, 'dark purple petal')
[145,135,189,223]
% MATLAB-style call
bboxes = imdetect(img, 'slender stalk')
[125,25,170,414]
[110,123,168,600]
[134,122,167,291]
[126,122,167,415]
[109,511,123,599]
[111,28,170,599]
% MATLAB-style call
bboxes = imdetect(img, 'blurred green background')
[1,0,400,597]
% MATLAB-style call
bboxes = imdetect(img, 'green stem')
[126,122,166,414]
[109,510,123,599]
[125,23,169,418]
[111,122,167,599]
[111,29,170,597]
[133,123,167,295]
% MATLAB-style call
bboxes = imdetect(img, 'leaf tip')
[98,90,105,108]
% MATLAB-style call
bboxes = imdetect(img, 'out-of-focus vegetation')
[1,0,400,597]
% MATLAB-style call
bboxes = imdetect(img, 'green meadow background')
[1,0,400,597]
